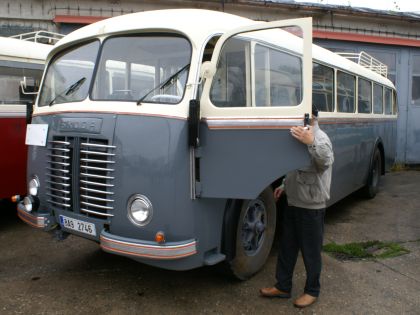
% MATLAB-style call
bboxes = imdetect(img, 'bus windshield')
[39,35,192,106]
[39,40,99,107]
[92,35,191,104]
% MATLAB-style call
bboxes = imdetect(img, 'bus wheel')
[229,187,276,280]
[362,148,382,199]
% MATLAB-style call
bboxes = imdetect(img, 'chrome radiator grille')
[46,136,116,219]
[46,139,72,209]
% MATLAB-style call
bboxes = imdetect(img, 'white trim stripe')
[0,112,26,118]
[204,118,304,129]
[100,234,197,260]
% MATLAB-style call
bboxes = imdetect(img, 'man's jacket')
[285,120,334,209]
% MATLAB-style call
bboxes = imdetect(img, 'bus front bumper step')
[17,202,54,229]
[100,230,198,260]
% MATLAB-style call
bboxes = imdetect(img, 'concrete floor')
[0,171,419,314]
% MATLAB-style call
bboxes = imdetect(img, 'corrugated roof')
[261,0,420,20]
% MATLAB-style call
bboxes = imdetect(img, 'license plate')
[59,215,96,236]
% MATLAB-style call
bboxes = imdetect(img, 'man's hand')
[274,186,283,201]
[290,126,315,145]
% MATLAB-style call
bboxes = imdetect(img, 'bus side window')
[0,66,42,104]
[254,44,302,107]
[358,78,372,114]
[210,38,247,107]
[337,71,355,113]
[312,63,334,112]
[373,83,383,114]
[384,88,392,115]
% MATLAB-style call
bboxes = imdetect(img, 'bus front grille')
[46,138,72,210]
[46,136,116,219]
[79,138,116,218]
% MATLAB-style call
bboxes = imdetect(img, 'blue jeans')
[275,205,325,297]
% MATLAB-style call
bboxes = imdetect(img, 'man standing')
[260,107,334,308]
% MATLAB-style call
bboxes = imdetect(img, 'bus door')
[196,18,313,199]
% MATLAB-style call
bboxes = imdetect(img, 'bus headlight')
[23,196,35,212]
[28,176,40,196]
[127,194,153,226]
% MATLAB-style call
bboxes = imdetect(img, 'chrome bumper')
[17,202,48,229]
[100,230,197,260]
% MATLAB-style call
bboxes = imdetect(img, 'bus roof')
[53,9,255,51]
[0,36,53,63]
[53,9,394,89]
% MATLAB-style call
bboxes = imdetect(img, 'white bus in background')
[0,31,62,200]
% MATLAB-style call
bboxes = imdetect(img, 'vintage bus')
[18,9,397,279]
[0,34,59,200]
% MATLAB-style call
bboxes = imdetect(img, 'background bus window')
[210,38,247,107]
[358,78,372,113]
[0,66,42,104]
[337,71,355,113]
[254,44,302,107]
[373,83,383,114]
[384,88,392,115]
[312,63,334,112]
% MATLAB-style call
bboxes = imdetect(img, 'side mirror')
[20,76,39,95]
[188,99,200,147]
[200,61,215,81]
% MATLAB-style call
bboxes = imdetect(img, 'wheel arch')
[374,138,385,175]
[220,184,277,279]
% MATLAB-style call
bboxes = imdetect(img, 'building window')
[411,55,420,106]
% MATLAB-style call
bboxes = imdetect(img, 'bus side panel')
[326,118,397,207]
[0,116,27,198]
[382,120,398,170]
[199,125,311,200]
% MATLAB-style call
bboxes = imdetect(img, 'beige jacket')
[284,121,334,209]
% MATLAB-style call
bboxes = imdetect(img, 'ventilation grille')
[79,138,116,218]
[46,138,72,210]
[46,136,116,219]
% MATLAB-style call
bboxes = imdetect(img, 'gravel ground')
[0,170,419,314]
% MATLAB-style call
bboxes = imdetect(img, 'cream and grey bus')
[18,9,397,279]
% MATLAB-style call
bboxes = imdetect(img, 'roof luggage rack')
[9,30,64,45]
[337,51,388,77]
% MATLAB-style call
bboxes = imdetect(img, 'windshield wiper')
[137,64,190,105]
[49,77,86,106]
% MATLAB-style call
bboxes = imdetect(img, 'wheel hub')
[241,199,267,255]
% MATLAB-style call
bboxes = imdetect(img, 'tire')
[228,187,277,280]
[362,148,382,199]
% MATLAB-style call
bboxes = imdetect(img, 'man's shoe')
[293,293,317,308]
[259,287,291,298]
